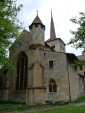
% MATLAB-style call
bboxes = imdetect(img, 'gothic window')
[16,51,28,90]
[49,79,57,92]
[49,60,54,69]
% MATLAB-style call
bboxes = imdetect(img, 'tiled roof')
[32,15,43,24]
[46,38,65,45]
[29,15,45,29]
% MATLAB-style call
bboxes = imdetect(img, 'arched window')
[16,51,28,90]
[49,79,57,92]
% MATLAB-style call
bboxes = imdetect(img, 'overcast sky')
[17,0,85,55]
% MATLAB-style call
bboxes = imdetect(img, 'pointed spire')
[50,10,56,39]
[29,11,45,30]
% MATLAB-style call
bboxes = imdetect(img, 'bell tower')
[29,12,45,46]
[46,11,65,52]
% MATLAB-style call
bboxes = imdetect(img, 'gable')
[9,30,32,56]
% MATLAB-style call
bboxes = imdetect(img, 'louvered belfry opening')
[16,51,28,90]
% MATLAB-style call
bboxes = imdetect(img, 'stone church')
[0,12,85,105]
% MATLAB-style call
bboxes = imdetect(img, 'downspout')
[66,61,71,103]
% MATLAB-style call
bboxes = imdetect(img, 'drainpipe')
[67,61,71,103]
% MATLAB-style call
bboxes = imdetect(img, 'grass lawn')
[39,105,85,113]
[0,101,85,113]
[76,96,85,102]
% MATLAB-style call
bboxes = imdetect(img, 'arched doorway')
[16,51,28,90]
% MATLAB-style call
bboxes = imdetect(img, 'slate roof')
[29,15,45,29]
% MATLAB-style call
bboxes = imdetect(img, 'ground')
[0,101,85,113]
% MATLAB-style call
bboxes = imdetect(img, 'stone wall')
[67,63,80,101]
[36,50,71,102]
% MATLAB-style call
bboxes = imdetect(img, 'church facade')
[0,13,85,105]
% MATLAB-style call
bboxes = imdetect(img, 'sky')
[17,0,85,55]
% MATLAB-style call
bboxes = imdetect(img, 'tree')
[0,0,22,67]
[68,12,85,52]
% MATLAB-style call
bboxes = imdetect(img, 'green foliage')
[0,0,22,66]
[74,60,85,67]
[76,96,85,102]
[68,12,85,51]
